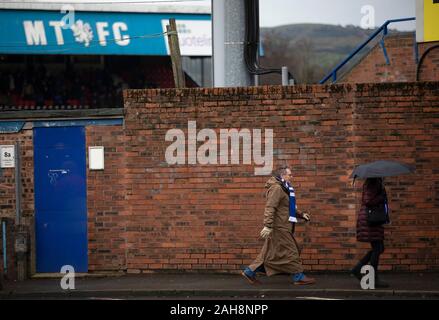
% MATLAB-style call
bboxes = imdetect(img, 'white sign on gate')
[0,145,15,168]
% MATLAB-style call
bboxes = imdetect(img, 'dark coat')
[356,181,387,242]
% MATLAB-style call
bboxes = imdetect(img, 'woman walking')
[351,177,390,288]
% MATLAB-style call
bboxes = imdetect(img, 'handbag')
[366,202,388,226]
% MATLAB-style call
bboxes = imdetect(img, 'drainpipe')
[15,141,21,225]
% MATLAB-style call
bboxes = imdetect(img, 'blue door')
[34,126,88,273]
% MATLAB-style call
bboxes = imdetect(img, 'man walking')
[242,165,316,285]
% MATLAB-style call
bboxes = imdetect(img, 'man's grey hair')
[273,165,291,177]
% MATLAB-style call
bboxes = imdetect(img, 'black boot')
[350,264,362,281]
[352,250,373,281]
[375,276,389,288]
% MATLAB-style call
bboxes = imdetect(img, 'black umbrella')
[350,160,415,180]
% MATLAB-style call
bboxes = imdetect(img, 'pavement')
[1,272,439,300]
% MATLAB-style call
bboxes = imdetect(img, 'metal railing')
[319,17,416,84]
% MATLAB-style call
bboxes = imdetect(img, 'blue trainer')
[241,267,259,284]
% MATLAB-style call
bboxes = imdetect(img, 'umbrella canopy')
[350,160,415,180]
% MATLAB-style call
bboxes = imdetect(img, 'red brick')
[1,82,438,277]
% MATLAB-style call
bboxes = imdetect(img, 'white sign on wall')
[0,145,15,168]
[161,19,212,56]
[89,146,105,170]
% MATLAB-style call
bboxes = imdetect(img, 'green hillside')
[259,23,401,84]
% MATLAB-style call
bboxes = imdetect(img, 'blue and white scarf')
[276,176,297,223]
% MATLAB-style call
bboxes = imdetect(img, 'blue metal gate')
[34,126,88,273]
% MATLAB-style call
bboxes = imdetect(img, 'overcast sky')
[26,0,417,31]
[259,0,416,30]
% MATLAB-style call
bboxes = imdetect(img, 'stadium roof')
[0,0,211,14]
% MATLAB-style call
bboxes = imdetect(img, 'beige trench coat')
[248,177,304,276]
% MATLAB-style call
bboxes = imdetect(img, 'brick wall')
[121,85,357,272]
[0,130,34,279]
[120,82,439,273]
[418,42,439,82]
[352,83,439,271]
[0,125,130,277]
[1,82,438,275]
[86,125,128,272]
[341,33,439,83]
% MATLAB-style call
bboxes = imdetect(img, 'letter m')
[219,128,252,165]
[23,21,47,45]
